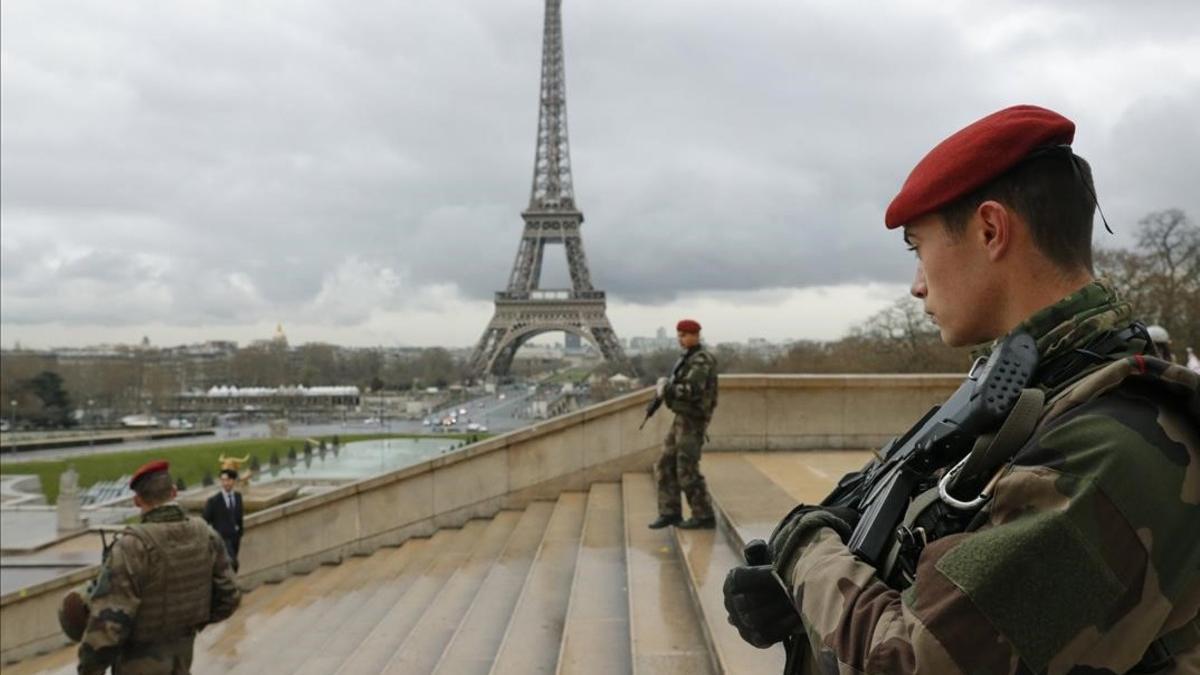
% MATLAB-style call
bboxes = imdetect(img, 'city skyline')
[3,1,1198,349]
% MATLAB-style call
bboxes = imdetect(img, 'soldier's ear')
[976,200,1014,262]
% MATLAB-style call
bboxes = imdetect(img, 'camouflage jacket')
[664,345,719,421]
[780,282,1200,674]
[78,504,241,675]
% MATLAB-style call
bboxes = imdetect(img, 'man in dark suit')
[202,469,244,571]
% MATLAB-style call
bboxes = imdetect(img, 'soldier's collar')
[141,502,187,523]
[971,281,1125,359]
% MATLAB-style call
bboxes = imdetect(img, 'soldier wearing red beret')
[648,319,720,530]
[73,460,241,674]
[725,105,1200,673]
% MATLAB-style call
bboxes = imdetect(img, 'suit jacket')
[203,490,244,544]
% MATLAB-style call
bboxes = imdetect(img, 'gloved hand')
[723,564,801,648]
[655,377,668,398]
[769,506,860,579]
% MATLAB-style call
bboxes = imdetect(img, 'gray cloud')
[2,0,1199,341]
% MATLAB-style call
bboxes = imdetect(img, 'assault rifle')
[824,331,1039,568]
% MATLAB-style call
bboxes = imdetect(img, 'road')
[0,388,538,464]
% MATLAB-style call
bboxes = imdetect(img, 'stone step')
[705,451,869,549]
[2,552,351,675]
[290,540,427,675]
[555,483,631,675]
[489,492,587,675]
[740,451,868,504]
[702,453,807,549]
[248,539,419,675]
[622,473,714,675]
[431,501,556,675]
[195,573,294,651]
[195,553,364,670]
[684,451,866,674]
[378,511,522,674]
[0,645,75,675]
[204,557,360,672]
[330,520,487,674]
[673,526,785,674]
[225,552,384,675]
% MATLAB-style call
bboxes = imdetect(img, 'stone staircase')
[6,451,868,675]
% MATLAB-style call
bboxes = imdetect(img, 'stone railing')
[0,373,959,664]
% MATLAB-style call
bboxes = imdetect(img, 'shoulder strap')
[941,387,1045,504]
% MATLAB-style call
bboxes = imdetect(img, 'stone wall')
[0,373,959,663]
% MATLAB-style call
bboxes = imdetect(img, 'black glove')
[723,563,801,648]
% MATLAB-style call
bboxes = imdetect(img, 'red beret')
[885,105,1075,228]
[676,319,701,334]
[130,460,169,490]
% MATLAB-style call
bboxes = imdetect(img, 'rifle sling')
[949,386,1045,495]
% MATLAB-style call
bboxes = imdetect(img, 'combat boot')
[677,515,716,529]
[647,514,682,529]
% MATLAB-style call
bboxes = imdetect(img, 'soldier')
[724,105,1200,673]
[75,460,241,674]
[648,319,719,530]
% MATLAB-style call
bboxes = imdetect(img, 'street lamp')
[9,400,16,431]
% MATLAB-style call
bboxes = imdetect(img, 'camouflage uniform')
[776,282,1200,674]
[78,504,241,675]
[655,345,718,519]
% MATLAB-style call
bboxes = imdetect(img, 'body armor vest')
[125,517,214,643]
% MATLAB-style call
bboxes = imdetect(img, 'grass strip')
[1,432,484,504]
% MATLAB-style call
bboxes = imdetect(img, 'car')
[458,408,468,415]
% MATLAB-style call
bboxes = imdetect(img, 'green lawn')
[543,367,594,384]
[0,432,483,504]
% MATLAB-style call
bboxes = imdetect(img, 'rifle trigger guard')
[937,455,989,511]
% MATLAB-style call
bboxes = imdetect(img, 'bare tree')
[1097,209,1200,356]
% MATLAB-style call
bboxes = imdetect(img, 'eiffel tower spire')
[529,0,574,211]
[469,0,629,378]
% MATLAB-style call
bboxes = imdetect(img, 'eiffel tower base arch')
[470,297,628,377]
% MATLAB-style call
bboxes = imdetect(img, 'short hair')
[939,150,1096,273]
[135,471,175,505]
[219,469,238,480]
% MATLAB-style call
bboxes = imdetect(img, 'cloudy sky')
[3,0,1198,349]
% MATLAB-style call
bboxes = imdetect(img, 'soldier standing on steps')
[649,319,719,530]
[74,460,241,675]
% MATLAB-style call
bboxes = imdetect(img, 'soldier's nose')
[910,265,927,299]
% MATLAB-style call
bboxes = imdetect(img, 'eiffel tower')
[469,0,629,377]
